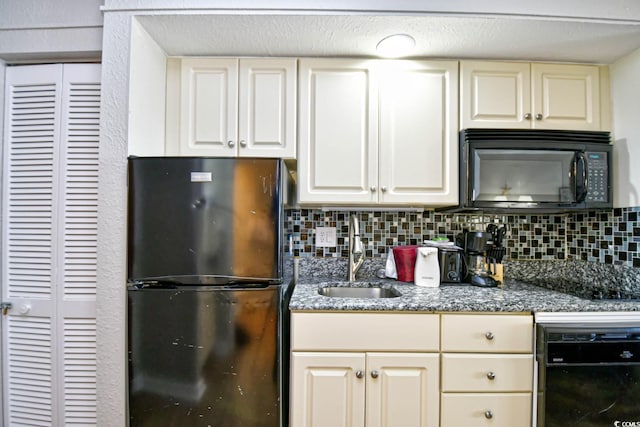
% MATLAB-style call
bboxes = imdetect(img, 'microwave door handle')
[576,152,588,202]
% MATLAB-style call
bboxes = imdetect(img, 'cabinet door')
[290,352,366,427]
[532,63,600,130]
[180,58,238,155]
[298,59,378,204]
[460,61,531,129]
[441,354,533,392]
[366,353,440,427]
[441,314,533,353]
[379,61,458,205]
[238,58,296,158]
[441,393,532,427]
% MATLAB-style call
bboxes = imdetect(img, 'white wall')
[97,10,130,426]
[611,47,640,207]
[129,19,168,155]
[0,0,103,61]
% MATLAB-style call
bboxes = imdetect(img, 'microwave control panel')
[585,152,608,202]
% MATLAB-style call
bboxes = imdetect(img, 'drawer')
[441,314,533,353]
[291,312,440,351]
[441,392,532,427]
[441,354,533,392]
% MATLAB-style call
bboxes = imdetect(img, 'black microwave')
[453,129,613,212]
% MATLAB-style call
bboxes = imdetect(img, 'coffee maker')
[459,231,498,287]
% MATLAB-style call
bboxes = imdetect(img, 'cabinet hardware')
[228,140,235,147]
[487,371,496,380]
[484,410,494,419]
[355,370,364,379]
[381,186,387,192]
[1,302,12,315]
[239,140,246,147]
[524,113,532,120]
[370,186,376,192]
[535,113,543,120]
[371,370,379,379]
[485,331,495,340]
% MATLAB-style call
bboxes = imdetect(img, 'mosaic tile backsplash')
[284,207,640,268]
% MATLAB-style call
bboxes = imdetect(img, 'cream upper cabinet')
[461,61,601,131]
[532,63,600,130]
[378,61,459,205]
[298,58,379,204]
[177,58,296,157]
[298,58,458,206]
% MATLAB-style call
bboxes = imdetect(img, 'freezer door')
[128,285,282,427]
[128,157,283,283]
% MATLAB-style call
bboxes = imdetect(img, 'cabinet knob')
[370,186,376,192]
[487,371,496,380]
[524,113,532,120]
[371,370,379,379]
[239,140,247,147]
[355,370,364,379]
[381,186,387,193]
[536,113,543,120]
[484,410,494,419]
[485,331,495,340]
[227,140,235,148]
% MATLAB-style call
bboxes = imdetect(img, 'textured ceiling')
[138,14,640,64]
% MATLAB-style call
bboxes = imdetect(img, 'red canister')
[392,245,419,282]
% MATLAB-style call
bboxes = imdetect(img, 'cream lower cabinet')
[298,59,458,206]
[291,352,439,427]
[460,61,602,130]
[440,314,534,427]
[290,312,440,427]
[291,312,534,427]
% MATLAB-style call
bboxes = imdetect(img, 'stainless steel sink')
[318,285,401,299]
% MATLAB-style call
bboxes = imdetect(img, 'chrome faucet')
[348,215,365,282]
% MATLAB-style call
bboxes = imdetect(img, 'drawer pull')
[485,410,494,419]
[355,370,364,379]
[487,371,496,380]
[371,370,379,379]
[485,331,495,340]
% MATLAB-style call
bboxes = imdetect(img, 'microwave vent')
[462,129,610,144]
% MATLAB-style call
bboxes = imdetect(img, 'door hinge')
[1,302,13,315]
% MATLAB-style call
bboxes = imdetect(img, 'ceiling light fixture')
[376,34,416,58]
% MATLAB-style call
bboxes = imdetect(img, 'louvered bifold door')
[56,64,100,426]
[2,63,100,427]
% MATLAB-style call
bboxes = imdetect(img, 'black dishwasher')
[537,323,640,427]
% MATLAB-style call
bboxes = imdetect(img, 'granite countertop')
[289,278,640,313]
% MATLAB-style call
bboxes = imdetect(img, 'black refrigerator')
[126,157,291,427]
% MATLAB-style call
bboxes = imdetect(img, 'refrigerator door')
[128,157,283,284]
[128,285,283,427]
